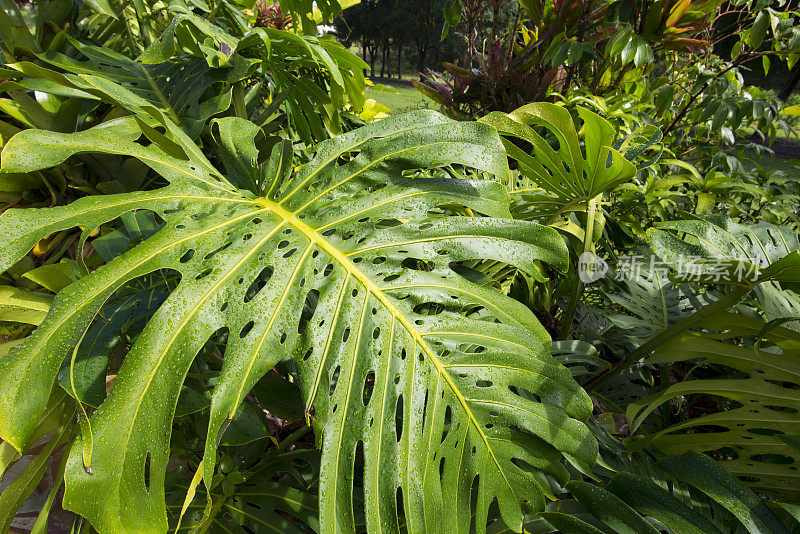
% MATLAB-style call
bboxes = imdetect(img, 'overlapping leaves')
[5,35,247,137]
[627,312,800,495]
[647,216,800,325]
[2,2,367,143]
[134,2,368,140]
[541,452,793,534]
[0,109,595,533]
[621,217,800,494]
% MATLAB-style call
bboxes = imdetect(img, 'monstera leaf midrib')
[258,197,521,495]
[0,110,594,534]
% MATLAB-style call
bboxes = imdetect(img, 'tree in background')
[334,0,452,78]
[407,0,449,72]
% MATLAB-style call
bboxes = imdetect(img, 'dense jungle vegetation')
[1,0,800,532]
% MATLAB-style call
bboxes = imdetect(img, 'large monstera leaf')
[478,103,637,223]
[6,36,250,137]
[647,216,800,327]
[627,312,800,497]
[0,110,596,533]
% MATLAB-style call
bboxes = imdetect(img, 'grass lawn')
[365,80,436,114]
[749,150,800,176]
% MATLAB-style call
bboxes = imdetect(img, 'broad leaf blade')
[657,452,790,534]
[0,110,595,533]
[479,103,637,223]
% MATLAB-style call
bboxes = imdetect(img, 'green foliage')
[0,104,598,532]
[1,0,800,532]
[479,102,637,224]
[627,311,800,494]
[541,452,797,534]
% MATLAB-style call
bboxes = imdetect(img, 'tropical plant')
[0,100,600,532]
[2,0,800,532]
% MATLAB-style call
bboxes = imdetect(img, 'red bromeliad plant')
[416,0,604,117]
[414,0,720,118]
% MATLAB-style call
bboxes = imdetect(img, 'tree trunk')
[362,38,368,76]
[779,62,800,102]
[397,43,402,79]
[417,44,427,74]
[369,43,376,77]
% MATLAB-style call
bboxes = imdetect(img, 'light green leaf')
[750,12,770,50]
[23,261,77,293]
[782,104,800,116]
[479,103,637,223]
[0,286,51,325]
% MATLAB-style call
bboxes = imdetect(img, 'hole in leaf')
[441,405,452,443]
[329,366,341,396]
[180,249,195,263]
[144,452,152,492]
[395,395,404,441]
[362,371,375,406]
[240,321,255,338]
[299,289,320,333]
[244,265,274,303]
[195,268,213,281]
[204,241,233,260]
[750,453,794,464]
[401,258,435,272]
[396,487,408,534]
[469,474,480,529]
[748,427,785,436]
